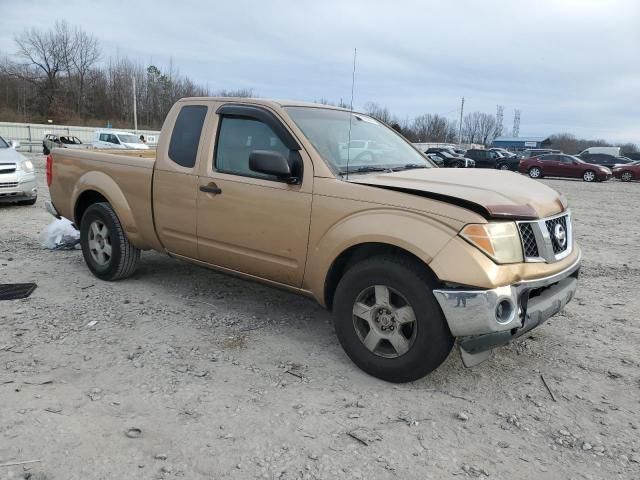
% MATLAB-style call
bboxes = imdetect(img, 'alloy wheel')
[529,167,541,178]
[621,172,632,182]
[583,171,596,182]
[352,285,418,358]
[88,220,112,266]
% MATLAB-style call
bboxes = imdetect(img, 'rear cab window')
[168,105,208,168]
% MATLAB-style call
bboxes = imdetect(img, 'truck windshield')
[117,134,141,144]
[285,107,430,174]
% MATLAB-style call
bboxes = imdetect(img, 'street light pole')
[133,76,138,133]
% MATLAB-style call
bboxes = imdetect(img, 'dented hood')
[348,168,567,220]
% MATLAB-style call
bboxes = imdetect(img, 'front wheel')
[621,171,633,182]
[498,163,510,170]
[80,202,140,281]
[332,256,453,382]
[43,146,50,155]
[529,166,542,178]
[583,170,596,182]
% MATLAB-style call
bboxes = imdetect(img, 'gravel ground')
[0,154,638,480]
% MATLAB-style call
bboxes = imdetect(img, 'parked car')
[519,148,561,159]
[424,153,444,167]
[0,135,37,205]
[93,130,150,150]
[46,97,581,382]
[43,134,89,155]
[612,160,640,182]
[519,153,612,182]
[578,146,620,157]
[489,147,516,158]
[338,140,392,163]
[579,152,633,169]
[464,148,517,170]
[424,148,475,168]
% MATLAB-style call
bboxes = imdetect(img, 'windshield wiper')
[390,163,428,171]
[339,166,391,174]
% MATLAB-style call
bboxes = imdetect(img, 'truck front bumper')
[433,253,581,366]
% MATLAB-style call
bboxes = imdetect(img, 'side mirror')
[249,150,296,182]
[8,140,20,149]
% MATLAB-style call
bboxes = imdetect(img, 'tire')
[80,202,140,281]
[43,146,50,155]
[621,171,633,182]
[450,161,462,168]
[17,198,37,206]
[498,163,510,170]
[528,166,542,179]
[332,256,454,382]
[583,170,596,182]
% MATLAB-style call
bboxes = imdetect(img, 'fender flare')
[303,208,458,304]
[71,171,140,243]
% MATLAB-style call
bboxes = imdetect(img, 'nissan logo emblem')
[554,224,567,248]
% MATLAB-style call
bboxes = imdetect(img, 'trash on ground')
[0,283,37,301]
[38,218,80,250]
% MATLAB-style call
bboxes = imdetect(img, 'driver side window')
[215,117,290,180]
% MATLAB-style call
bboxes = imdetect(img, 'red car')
[612,160,640,182]
[519,153,612,182]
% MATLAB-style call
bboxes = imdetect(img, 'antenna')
[345,48,357,180]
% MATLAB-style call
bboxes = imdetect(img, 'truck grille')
[518,222,539,258]
[0,182,18,189]
[545,216,568,254]
[517,211,572,262]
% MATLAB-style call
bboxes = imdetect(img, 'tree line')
[0,21,251,129]
[0,20,637,154]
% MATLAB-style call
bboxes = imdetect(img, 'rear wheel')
[80,202,140,281]
[621,171,633,182]
[498,163,510,170]
[450,161,462,168]
[583,170,596,182]
[332,256,453,382]
[528,166,542,178]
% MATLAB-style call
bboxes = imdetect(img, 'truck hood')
[348,168,567,220]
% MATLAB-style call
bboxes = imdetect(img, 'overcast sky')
[1,0,639,143]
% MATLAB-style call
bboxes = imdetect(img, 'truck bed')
[49,148,160,250]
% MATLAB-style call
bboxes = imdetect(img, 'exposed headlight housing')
[20,160,34,173]
[460,222,523,264]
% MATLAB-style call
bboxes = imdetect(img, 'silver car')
[0,136,37,205]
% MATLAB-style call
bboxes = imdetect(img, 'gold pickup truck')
[46,98,581,382]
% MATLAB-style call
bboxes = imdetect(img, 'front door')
[196,110,313,287]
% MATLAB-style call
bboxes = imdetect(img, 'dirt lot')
[0,154,638,480]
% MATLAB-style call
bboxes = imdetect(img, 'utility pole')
[458,97,465,145]
[133,75,138,132]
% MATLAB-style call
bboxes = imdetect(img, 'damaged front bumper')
[433,252,581,366]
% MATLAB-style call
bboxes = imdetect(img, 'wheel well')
[74,190,108,225]
[323,242,439,310]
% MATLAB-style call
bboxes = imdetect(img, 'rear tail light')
[46,154,53,187]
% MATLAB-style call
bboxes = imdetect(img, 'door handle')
[200,184,222,195]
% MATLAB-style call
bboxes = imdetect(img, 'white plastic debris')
[39,218,80,250]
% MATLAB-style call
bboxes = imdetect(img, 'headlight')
[21,160,34,173]
[460,222,523,264]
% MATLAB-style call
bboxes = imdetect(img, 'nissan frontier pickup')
[46,98,581,382]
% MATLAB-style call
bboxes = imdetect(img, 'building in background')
[491,136,551,151]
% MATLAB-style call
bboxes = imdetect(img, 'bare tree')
[63,23,101,116]
[363,102,393,124]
